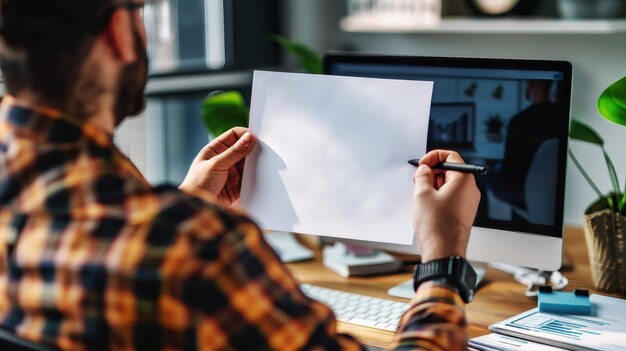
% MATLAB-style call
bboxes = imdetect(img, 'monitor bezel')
[323,53,571,270]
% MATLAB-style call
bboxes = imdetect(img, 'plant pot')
[487,131,503,143]
[583,198,626,294]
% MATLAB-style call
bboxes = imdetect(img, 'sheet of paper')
[240,71,433,245]
[489,294,626,351]
[470,333,569,351]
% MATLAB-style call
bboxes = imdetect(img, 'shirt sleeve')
[389,281,468,351]
[178,212,365,351]
[178,207,466,351]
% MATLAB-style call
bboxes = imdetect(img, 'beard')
[114,29,148,127]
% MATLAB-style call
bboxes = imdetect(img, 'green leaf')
[598,76,626,126]
[603,150,622,210]
[569,121,622,212]
[569,119,604,146]
[272,35,322,74]
[569,149,605,201]
[620,173,626,206]
[199,91,249,137]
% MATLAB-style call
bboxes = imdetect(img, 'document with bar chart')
[489,294,626,351]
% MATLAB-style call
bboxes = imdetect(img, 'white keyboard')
[300,284,408,332]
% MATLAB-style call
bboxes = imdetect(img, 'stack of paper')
[470,333,568,351]
[472,294,626,351]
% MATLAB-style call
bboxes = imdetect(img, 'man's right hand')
[412,150,481,263]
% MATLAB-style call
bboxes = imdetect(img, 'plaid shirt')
[0,97,467,351]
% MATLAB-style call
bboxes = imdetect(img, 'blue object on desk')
[538,286,591,315]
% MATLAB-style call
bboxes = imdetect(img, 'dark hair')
[528,79,554,90]
[0,0,113,104]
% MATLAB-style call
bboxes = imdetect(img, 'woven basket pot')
[583,199,626,294]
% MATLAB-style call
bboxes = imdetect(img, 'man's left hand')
[180,127,256,205]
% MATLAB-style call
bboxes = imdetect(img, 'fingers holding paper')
[412,150,481,262]
[180,127,256,205]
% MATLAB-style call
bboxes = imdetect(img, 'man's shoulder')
[514,102,560,121]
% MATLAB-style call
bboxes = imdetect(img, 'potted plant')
[484,114,505,142]
[569,76,626,295]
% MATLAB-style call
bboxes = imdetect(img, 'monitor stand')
[387,261,487,299]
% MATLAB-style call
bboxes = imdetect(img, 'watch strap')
[413,256,477,303]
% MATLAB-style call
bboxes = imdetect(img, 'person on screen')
[491,79,561,210]
[0,1,480,350]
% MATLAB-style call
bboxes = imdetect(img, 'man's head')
[525,79,554,103]
[0,0,148,127]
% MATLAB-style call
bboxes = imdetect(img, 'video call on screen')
[329,63,569,237]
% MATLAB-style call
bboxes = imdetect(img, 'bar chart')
[507,313,607,340]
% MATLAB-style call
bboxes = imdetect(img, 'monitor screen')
[325,55,572,240]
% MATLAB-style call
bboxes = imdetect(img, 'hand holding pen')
[411,150,482,262]
[408,158,488,175]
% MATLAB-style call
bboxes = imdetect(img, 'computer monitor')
[325,54,572,271]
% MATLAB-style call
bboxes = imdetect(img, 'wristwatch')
[413,256,477,303]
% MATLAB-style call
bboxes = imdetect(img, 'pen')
[408,159,489,175]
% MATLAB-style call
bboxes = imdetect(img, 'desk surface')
[286,226,623,349]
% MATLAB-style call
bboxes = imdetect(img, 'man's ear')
[105,8,137,64]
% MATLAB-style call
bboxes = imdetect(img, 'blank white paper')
[240,71,433,245]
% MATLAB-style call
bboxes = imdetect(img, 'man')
[494,80,561,210]
[0,0,480,350]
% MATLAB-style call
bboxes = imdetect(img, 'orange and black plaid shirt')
[0,97,467,350]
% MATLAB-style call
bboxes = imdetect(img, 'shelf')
[145,71,252,96]
[340,17,626,34]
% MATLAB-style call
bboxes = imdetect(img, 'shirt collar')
[0,95,114,148]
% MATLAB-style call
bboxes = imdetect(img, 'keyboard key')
[300,284,408,332]
[348,318,378,328]
[383,324,398,332]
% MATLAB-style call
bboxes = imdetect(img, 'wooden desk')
[286,227,620,349]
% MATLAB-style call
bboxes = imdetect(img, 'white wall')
[284,0,626,226]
